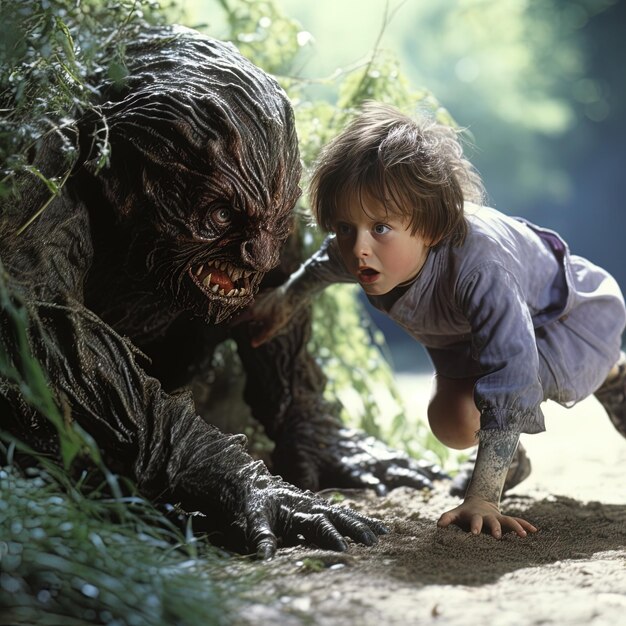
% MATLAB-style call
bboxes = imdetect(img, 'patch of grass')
[296,558,327,574]
[326,492,346,505]
[0,461,247,626]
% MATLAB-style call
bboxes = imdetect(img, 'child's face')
[332,194,430,296]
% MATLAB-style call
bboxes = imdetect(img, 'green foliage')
[291,47,454,174]
[308,287,449,469]
[0,0,167,198]
[212,0,304,75]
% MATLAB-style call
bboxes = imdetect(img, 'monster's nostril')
[241,241,254,267]
[241,235,279,272]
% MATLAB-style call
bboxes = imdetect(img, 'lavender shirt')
[305,205,626,435]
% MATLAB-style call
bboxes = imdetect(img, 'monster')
[0,26,442,556]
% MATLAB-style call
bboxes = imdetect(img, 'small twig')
[15,166,72,236]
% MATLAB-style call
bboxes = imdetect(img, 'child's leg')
[594,351,626,439]
[427,374,480,450]
[428,374,532,497]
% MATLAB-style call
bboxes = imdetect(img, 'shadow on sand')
[367,494,626,587]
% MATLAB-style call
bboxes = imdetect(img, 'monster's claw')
[327,507,389,545]
[256,538,277,560]
[350,523,379,546]
[384,466,435,491]
[249,518,278,560]
[275,426,449,495]
[293,513,349,551]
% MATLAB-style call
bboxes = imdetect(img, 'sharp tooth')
[203,273,212,287]
[232,288,240,296]
[218,288,225,296]
[218,261,226,271]
[195,265,203,277]
[240,288,247,295]
[211,283,219,293]
[226,289,235,297]
[231,267,243,281]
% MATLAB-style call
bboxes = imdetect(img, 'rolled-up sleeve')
[457,262,546,434]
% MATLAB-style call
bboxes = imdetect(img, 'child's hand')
[437,495,538,539]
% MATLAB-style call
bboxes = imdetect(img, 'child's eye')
[335,223,353,237]
[373,223,391,235]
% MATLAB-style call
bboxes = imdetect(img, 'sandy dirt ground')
[235,375,626,626]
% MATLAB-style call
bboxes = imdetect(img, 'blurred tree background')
[183,0,626,371]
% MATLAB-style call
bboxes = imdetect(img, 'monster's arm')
[0,193,385,557]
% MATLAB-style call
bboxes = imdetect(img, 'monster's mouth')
[190,261,253,298]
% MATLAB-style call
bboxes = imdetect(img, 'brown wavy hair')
[309,101,484,247]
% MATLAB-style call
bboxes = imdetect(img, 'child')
[248,102,626,538]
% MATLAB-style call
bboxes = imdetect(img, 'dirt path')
[235,380,626,626]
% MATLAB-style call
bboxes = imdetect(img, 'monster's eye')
[211,206,233,227]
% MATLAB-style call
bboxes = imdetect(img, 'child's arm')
[437,429,538,538]
[245,261,327,347]
[242,236,355,346]
[435,261,546,538]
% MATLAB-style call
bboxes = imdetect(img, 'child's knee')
[428,405,477,449]
[427,375,480,450]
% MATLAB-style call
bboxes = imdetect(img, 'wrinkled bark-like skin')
[0,26,441,556]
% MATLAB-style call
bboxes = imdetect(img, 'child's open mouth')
[358,267,380,284]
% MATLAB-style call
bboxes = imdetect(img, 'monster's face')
[140,144,298,323]
[184,204,292,315]
[94,28,301,324]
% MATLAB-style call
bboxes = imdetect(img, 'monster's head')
[84,26,301,324]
